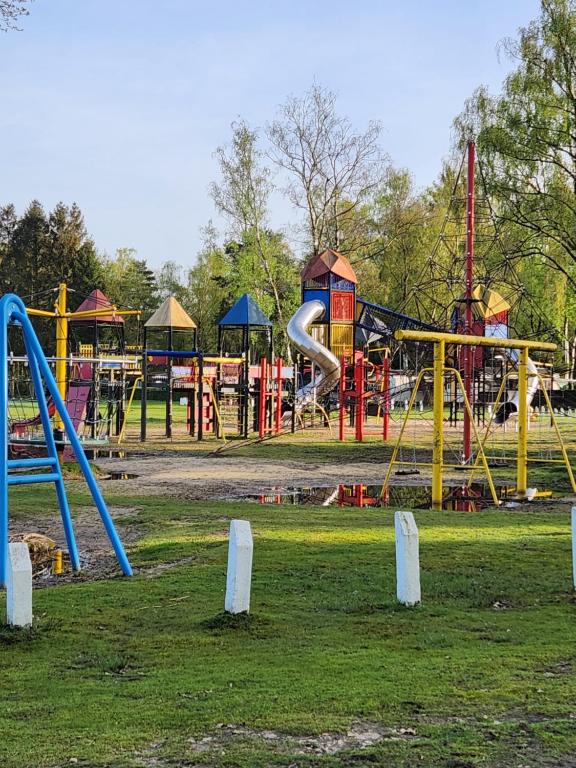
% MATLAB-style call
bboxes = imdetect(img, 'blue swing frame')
[0,293,132,586]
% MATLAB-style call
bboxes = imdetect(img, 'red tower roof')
[301,249,357,284]
[72,289,124,323]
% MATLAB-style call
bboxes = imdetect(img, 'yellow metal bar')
[202,356,244,364]
[201,377,227,443]
[26,308,56,318]
[381,368,428,497]
[432,339,445,509]
[396,329,556,352]
[55,283,68,431]
[517,347,528,495]
[312,402,333,437]
[117,376,143,445]
[66,308,141,319]
[52,549,63,575]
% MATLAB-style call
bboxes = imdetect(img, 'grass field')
[1,481,575,767]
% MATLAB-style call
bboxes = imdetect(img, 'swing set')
[382,329,575,509]
[1,293,132,585]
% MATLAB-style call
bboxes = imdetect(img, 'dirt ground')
[94,453,433,501]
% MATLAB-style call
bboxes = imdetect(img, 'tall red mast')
[463,141,475,462]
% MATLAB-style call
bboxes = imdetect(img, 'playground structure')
[7,250,575,504]
[0,293,132,584]
[9,284,141,457]
[5,142,576,513]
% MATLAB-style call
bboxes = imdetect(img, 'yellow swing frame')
[382,330,563,510]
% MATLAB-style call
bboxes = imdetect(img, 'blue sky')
[0,0,541,269]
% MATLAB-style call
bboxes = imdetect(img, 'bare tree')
[267,84,387,257]
[0,0,31,32]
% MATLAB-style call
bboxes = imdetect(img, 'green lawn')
[0,484,575,767]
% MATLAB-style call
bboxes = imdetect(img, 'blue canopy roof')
[218,293,272,327]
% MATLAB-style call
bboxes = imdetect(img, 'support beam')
[395,329,556,353]
[54,282,68,431]
[463,140,475,463]
[517,347,529,496]
[432,339,445,510]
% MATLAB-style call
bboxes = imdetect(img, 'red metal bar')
[382,355,390,442]
[258,357,266,439]
[354,350,364,442]
[275,358,282,434]
[463,140,475,462]
[339,356,346,441]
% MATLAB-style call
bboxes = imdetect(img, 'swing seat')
[394,468,420,476]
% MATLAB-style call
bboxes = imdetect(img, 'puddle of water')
[102,472,139,481]
[241,483,551,510]
[85,448,128,460]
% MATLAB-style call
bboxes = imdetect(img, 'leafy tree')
[0,200,50,306]
[47,202,104,300]
[454,0,576,360]
[210,120,299,357]
[156,260,187,305]
[102,248,158,345]
[186,225,230,351]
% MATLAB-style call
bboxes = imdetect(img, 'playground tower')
[301,249,358,359]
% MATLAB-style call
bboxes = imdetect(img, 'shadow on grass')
[200,611,274,638]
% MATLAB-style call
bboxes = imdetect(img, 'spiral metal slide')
[286,301,341,408]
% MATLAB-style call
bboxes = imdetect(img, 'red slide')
[10,398,56,437]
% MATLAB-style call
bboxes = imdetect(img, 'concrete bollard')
[394,511,421,606]
[6,542,32,627]
[572,507,576,590]
[225,520,253,614]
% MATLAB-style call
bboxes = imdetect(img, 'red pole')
[382,355,390,442]
[354,351,364,442]
[275,358,282,434]
[258,357,266,439]
[339,356,346,441]
[463,140,475,462]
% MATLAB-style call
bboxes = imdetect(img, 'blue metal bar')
[0,299,9,586]
[13,306,132,576]
[22,326,81,571]
[8,458,58,470]
[8,473,61,486]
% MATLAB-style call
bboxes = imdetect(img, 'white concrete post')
[6,542,33,627]
[572,507,576,590]
[394,511,421,606]
[225,520,253,614]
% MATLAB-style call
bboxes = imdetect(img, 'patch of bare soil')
[187,721,418,755]
[10,506,143,586]
[95,454,450,502]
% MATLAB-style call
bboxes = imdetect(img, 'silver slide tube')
[287,301,341,405]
